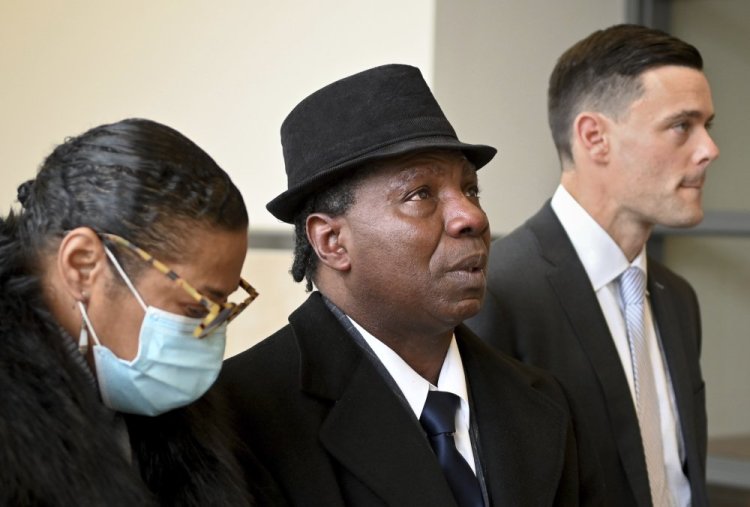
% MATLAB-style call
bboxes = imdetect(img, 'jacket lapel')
[648,266,691,427]
[647,263,707,502]
[528,203,652,506]
[289,293,458,506]
[457,326,570,505]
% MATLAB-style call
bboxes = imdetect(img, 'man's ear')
[56,227,109,301]
[306,213,351,273]
[573,111,610,164]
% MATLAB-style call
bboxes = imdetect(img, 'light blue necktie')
[619,267,669,506]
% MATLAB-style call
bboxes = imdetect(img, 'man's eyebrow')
[386,166,424,191]
[393,163,439,182]
[389,155,476,186]
[663,110,715,124]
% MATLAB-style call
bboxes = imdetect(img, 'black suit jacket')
[467,202,708,507]
[218,292,604,506]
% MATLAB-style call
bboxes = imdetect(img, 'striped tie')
[619,267,670,506]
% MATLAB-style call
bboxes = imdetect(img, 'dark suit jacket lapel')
[457,326,570,505]
[528,203,652,506]
[289,294,458,506]
[648,265,690,431]
[647,263,707,502]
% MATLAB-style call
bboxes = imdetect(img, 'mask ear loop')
[77,291,90,354]
[78,310,89,355]
[103,246,148,312]
[78,301,102,353]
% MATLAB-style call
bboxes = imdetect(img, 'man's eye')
[408,187,431,201]
[466,186,480,198]
[672,121,689,133]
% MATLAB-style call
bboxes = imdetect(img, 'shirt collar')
[551,184,647,290]
[347,317,469,418]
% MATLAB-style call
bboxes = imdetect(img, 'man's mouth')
[449,253,487,273]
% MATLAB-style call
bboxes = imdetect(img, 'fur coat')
[0,217,277,506]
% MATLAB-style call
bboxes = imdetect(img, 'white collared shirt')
[347,317,477,473]
[551,184,691,506]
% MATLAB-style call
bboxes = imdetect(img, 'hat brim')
[267,136,497,223]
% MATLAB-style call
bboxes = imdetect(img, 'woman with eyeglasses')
[0,118,279,506]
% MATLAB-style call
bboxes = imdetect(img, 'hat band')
[284,116,456,179]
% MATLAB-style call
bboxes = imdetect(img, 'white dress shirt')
[551,184,691,506]
[347,317,478,474]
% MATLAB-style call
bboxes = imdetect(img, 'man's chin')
[450,297,484,324]
[663,211,704,229]
[658,203,705,229]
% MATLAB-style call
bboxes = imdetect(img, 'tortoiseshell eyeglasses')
[100,232,258,338]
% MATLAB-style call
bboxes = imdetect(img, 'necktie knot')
[619,266,646,306]
[420,390,460,436]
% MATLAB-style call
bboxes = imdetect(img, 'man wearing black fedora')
[217,64,603,506]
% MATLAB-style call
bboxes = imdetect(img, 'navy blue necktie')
[420,390,484,507]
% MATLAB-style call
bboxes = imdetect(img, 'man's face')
[607,65,719,228]
[340,150,490,335]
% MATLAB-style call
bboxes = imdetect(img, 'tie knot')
[420,390,460,436]
[619,266,646,306]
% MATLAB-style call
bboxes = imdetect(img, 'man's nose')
[695,129,719,167]
[444,194,489,238]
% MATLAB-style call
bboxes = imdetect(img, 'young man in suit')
[217,64,603,506]
[467,24,719,507]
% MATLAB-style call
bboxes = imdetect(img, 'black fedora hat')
[266,64,497,223]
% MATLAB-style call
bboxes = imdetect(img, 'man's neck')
[561,176,650,262]
[326,293,453,385]
[375,332,452,385]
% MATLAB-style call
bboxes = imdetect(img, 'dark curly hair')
[290,170,364,292]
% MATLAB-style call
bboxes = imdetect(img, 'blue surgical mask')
[77,248,226,416]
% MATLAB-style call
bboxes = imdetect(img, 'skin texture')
[308,150,490,383]
[43,226,248,363]
[562,65,719,260]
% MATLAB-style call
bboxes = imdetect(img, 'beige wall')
[0,0,435,230]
